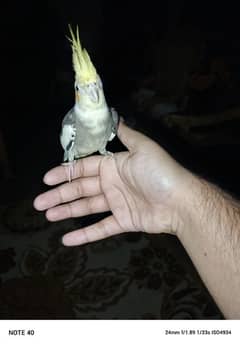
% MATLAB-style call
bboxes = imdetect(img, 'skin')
[34,121,240,319]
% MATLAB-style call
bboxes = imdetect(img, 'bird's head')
[68,25,105,108]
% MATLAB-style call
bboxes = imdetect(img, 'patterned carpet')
[0,197,223,319]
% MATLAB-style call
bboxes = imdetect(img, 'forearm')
[178,174,240,319]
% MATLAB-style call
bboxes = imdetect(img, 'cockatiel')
[60,26,119,182]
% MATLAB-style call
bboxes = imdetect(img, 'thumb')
[117,120,150,152]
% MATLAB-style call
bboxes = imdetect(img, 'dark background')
[0,0,240,319]
[1,0,240,198]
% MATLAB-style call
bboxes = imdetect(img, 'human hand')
[34,121,190,246]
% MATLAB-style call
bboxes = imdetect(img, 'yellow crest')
[67,25,97,84]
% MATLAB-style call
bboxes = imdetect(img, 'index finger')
[44,155,103,186]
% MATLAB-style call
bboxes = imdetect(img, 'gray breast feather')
[60,106,119,162]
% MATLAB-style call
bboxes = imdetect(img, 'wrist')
[176,171,240,240]
[174,171,204,239]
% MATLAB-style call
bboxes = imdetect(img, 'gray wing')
[60,108,76,162]
[108,107,119,141]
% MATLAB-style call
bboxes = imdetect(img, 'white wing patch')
[108,131,116,141]
[60,124,76,151]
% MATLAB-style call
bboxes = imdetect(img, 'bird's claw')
[99,149,114,157]
[61,160,76,182]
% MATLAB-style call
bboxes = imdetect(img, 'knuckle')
[86,197,94,214]
[77,161,85,177]
[82,228,90,243]
[99,220,109,238]
[67,203,74,218]
[57,186,65,204]
[76,181,83,197]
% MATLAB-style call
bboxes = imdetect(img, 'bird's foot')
[61,160,76,182]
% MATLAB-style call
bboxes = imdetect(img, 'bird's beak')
[89,88,100,103]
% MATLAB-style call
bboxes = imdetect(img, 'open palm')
[34,122,186,246]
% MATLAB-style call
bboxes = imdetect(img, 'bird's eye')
[75,85,79,91]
